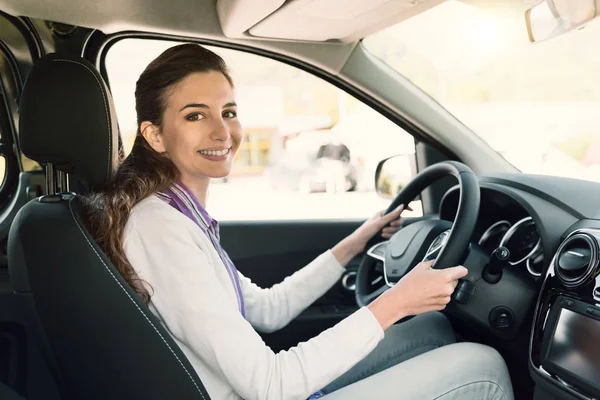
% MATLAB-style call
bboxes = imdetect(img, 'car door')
[103,37,438,352]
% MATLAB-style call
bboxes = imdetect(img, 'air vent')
[555,233,599,287]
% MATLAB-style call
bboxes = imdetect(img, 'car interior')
[0,0,599,399]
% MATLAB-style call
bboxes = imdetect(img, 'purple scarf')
[156,182,246,318]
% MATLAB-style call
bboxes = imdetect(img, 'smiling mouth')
[198,147,231,157]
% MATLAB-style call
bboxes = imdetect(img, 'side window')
[105,39,421,220]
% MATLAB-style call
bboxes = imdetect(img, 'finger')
[444,266,469,281]
[433,296,452,305]
[393,204,406,215]
[388,219,404,227]
[381,232,392,239]
[427,294,450,305]
[383,204,405,222]
[442,279,459,290]
[415,260,435,270]
[444,283,456,296]
[431,283,456,298]
[374,208,402,230]
[381,227,398,235]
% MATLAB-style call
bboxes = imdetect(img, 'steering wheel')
[355,161,480,307]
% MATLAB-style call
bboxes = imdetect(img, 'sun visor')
[217,0,286,38]
[248,0,444,42]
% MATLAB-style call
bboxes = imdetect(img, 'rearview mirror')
[526,0,596,43]
[375,154,416,200]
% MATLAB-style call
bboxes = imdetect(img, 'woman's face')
[144,71,243,185]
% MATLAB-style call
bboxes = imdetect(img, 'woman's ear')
[140,121,166,153]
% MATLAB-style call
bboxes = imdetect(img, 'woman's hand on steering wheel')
[354,204,412,249]
[379,204,413,239]
[332,204,412,266]
[367,261,468,330]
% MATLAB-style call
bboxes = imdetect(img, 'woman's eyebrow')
[179,101,236,112]
[179,103,208,112]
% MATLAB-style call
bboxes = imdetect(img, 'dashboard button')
[565,299,575,307]
[585,307,600,319]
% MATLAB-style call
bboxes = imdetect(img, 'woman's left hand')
[352,204,412,251]
[332,204,412,266]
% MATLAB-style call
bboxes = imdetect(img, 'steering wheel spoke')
[422,229,451,262]
[366,241,388,262]
[363,284,389,304]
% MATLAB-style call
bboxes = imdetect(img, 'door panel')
[219,217,421,351]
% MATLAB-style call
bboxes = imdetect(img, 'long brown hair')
[85,43,233,304]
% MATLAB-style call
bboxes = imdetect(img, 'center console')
[530,229,600,399]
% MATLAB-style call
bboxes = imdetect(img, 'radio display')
[544,308,600,391]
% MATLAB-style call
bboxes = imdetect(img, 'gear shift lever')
[482,247,510,284]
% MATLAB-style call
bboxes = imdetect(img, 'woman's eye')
[185,113,204,121]
[223,110,237,118]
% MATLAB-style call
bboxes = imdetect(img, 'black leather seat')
[8,53,211,399]
[0,381,25,400]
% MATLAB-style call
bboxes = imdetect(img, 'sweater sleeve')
[241,250,345,333]
[124,217,384,400]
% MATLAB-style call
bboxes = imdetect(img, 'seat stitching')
[67,200,206,399]
[53,59,112,183]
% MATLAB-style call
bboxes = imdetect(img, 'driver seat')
[8,53,211,399]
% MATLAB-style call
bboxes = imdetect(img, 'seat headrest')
[19,53,119,192]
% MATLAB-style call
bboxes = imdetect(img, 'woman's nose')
[210,118,230,142]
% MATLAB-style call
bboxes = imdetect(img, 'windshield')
[363,0,600,182]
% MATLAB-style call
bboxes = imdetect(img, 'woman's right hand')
[367,261,469,330]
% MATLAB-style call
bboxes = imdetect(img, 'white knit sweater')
[123,196,384,400]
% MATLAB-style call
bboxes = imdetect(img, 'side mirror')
[526,0,596,43]
[375,153,416,200]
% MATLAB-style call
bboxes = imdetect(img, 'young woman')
[85,43,513,400]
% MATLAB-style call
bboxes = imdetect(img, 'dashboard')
[440,185,547,279]
[478,217,543,276]
[437,173,600,400]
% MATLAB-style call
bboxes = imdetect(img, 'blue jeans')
[321,342,513,400]
[322,311,455,394]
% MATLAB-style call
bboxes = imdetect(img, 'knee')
[416,312,455,345]
[450,343,514,399]
[464,343,505,368]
